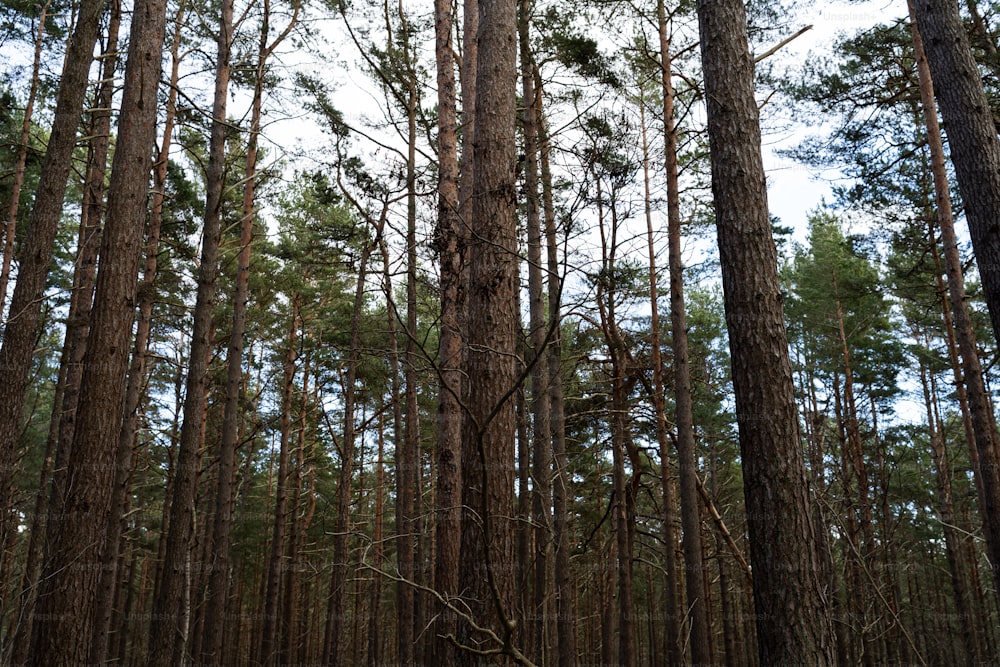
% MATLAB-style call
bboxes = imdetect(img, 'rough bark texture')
[909,0,1000,603]
[458,0,518,658]
[519,2,554,663]
[696,0,836,663]
[911,0,1000,347]
[27,0,167,659]
[147,0,233,660]
[432,0,463,659]
[0,0,104,585]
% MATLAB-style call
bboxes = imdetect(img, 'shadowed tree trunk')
[0,0,104,594]
[656,7,712,662]
[696,0,836,662]
[457,0,519,659]
[432,0,464,657]
[148,0,234,659]
[909,0,1000,607]
[0,0,49,315]
[27,0,168,659]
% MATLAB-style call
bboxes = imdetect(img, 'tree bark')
[27,0,167,658]
[538,77,577,667]
[909,0,1000,605]
[0,0,104,588]
[0,0,49,315]
[910,0,1000,349]
[695,0,836,662]
[656,8,713,662]
[432,0,464,659]
[147,0,234,659]
[458,0,519,658]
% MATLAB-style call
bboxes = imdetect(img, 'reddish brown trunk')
[27,0,168,658]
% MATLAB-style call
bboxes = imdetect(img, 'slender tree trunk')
[695,0,836,662]
[368,410,386,665]
[0,0,104,588]
[397,11,420,656]
[910,0,1000,349]
[654,11,713,662]
[322,236,373,663]
[519,3,554,663]
[649,13,685,664]
[0,0,49,315]
[538,78,577,667]
[432,0,464,658]
[909,0,1000,607]
[918,354,979,666]
[261,300,298,666]
[148,0,233,659]
[27,0,167,658]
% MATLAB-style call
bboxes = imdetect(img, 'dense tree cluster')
[1,0,999,664]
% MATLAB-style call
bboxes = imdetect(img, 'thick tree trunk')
[0,0,104,588]
[910,0,1000,349]
[458,0,519,658]
[27,0,167,659]
[695,0,836,662]
[148,0,233,660]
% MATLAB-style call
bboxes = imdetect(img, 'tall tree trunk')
[322,236,373,663]
[695,0,836,662]
[910,0,1000,349]
[519,3,554,663]
[6,0,120,651]
[27,0,167,658]
[0,0,49,314]
[909,0,1000,606]
[432,0,464,658]
[148,0,234,659]
[397,6,420,656]
[261,300,299,666]
[917,352,979,666]
[0,0,104,589]
[656,9,713,662]
[198,0,298,651]
[88,4,180,658]
[457,0,519,658]
[538,76,577,667]
[650,11,685,663]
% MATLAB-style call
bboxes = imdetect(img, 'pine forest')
[2,0,1000,664]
